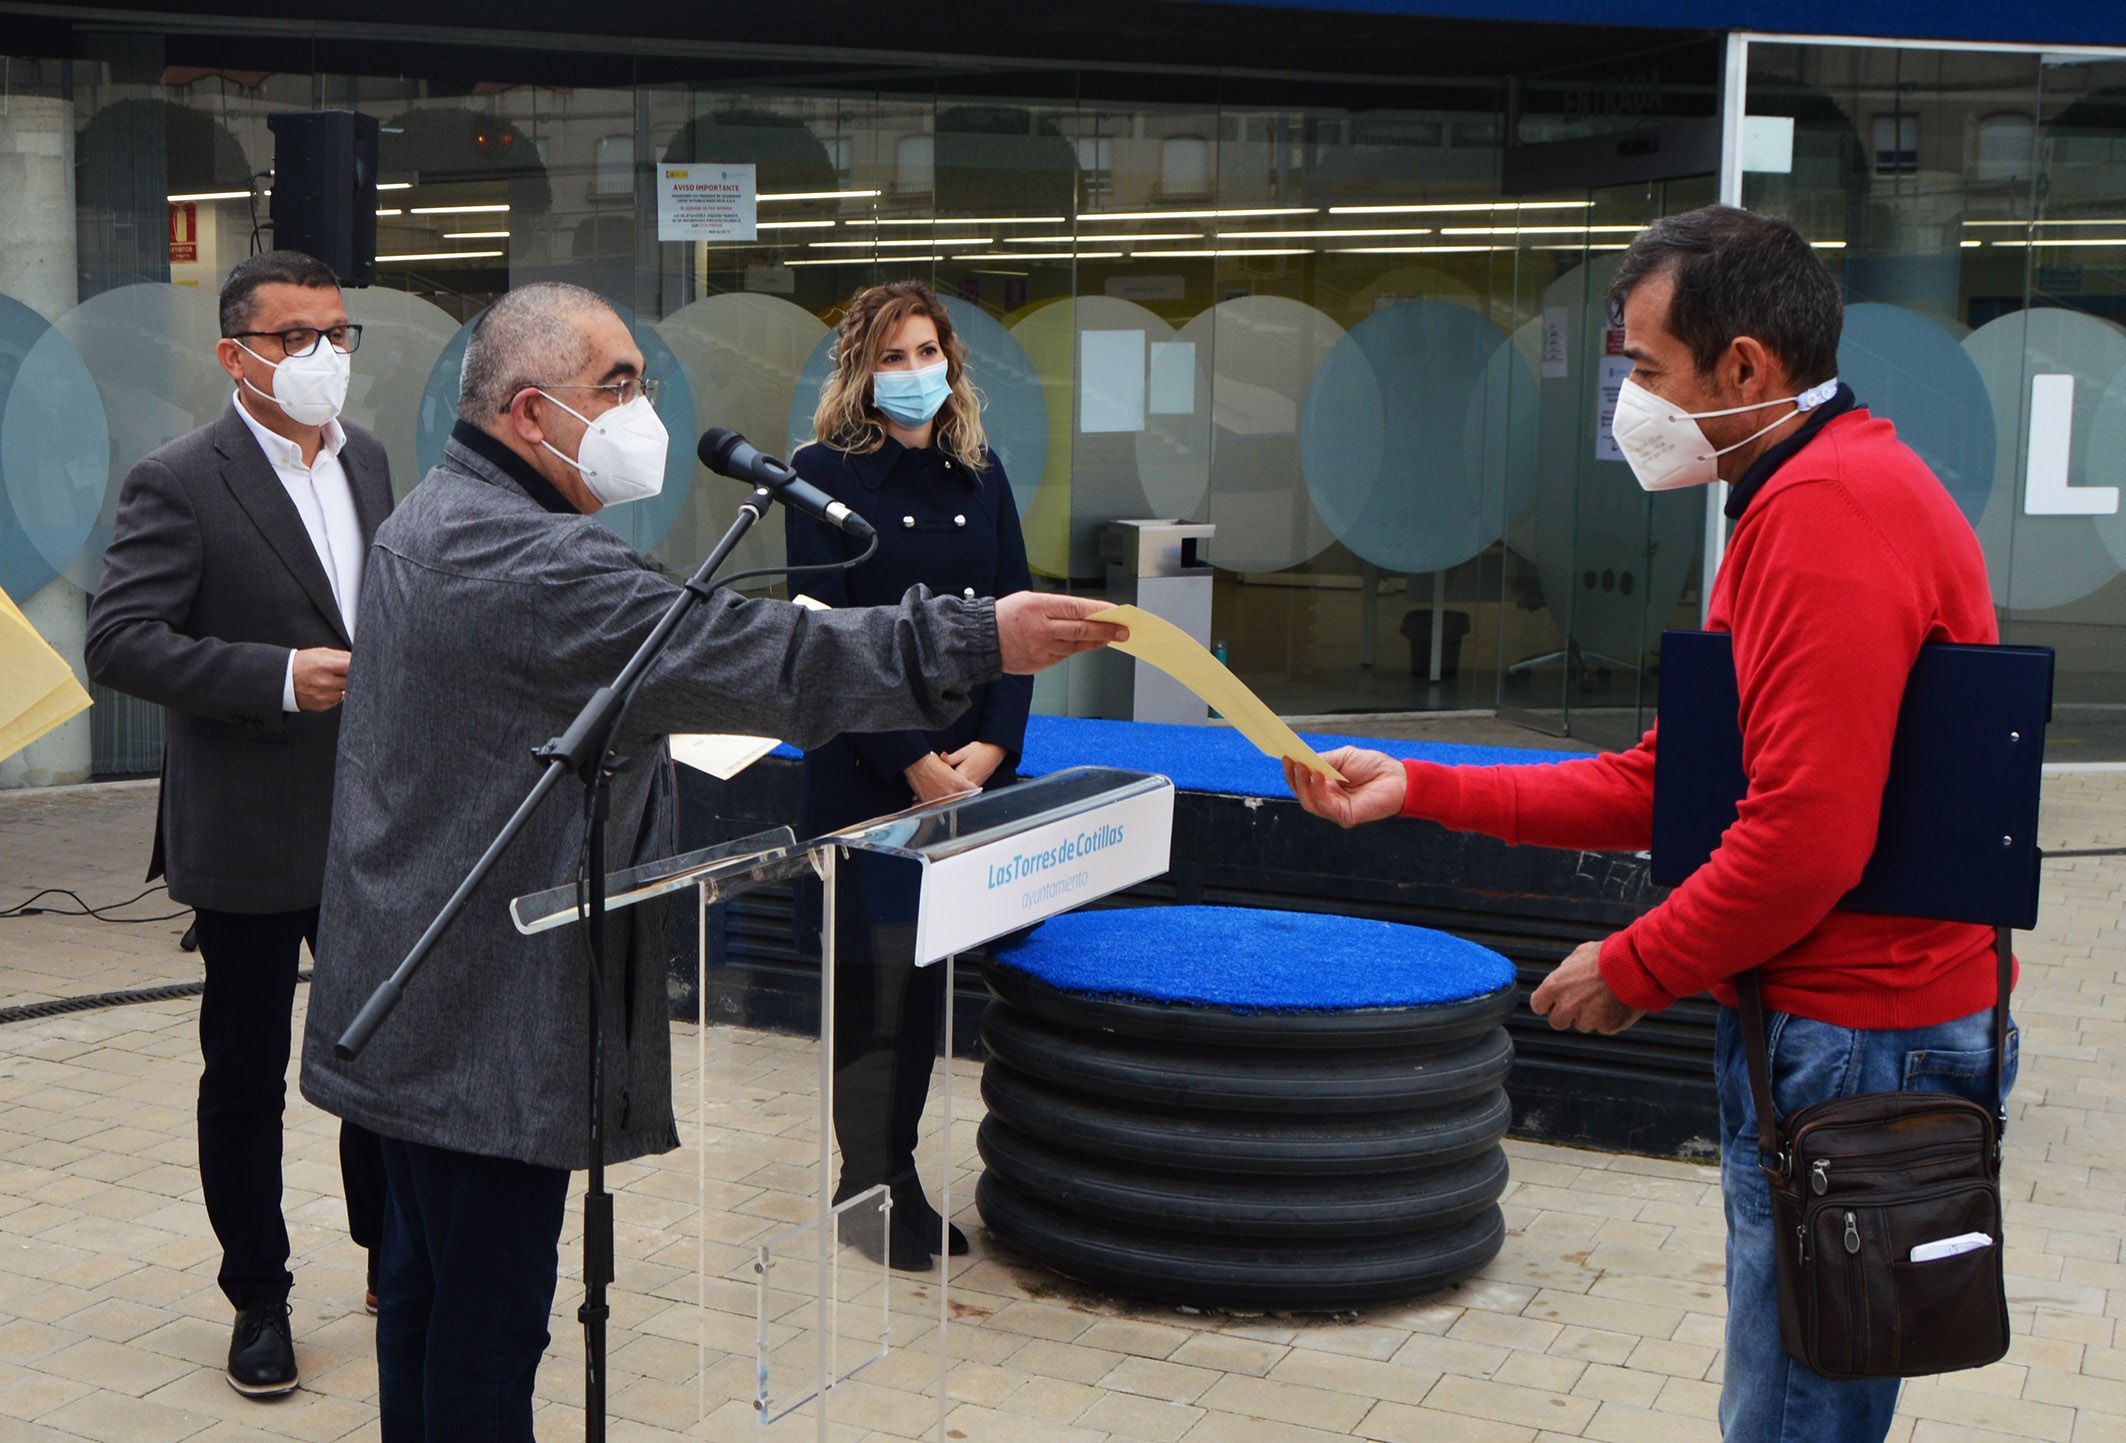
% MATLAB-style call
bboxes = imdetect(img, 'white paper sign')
[1080,329,1148,434]
[1595,354,1634,462]
[1540,306,1570,379]
[744,263,794,295]
[912,782,1173,965]
[1149,341,1197,415]
[1743,115,1797,175]
[657,163,757,242]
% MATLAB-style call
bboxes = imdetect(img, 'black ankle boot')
[834,1175,934,1272]
[890,1172,970,1256]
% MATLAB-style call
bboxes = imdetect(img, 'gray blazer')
[85,403,393,914]
[298,436,1002,1172]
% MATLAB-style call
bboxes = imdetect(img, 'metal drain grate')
[0,970,311,1028]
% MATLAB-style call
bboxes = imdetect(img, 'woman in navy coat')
[786,280,1032,1269]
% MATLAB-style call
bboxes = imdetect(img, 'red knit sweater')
[1402,409,2003,1028]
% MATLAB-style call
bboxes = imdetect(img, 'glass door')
[1497,173,1714,741]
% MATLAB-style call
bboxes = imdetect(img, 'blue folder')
[1650,630,2053,931]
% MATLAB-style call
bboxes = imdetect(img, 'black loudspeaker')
[267,109,378,287]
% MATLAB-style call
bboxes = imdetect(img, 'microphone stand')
[336,481,780,1443]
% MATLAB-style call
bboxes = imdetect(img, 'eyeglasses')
[225,324,364,357]
[532,377,662,408]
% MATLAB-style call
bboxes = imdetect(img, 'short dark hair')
[1607,205,1842,388]
[218,250,342,337]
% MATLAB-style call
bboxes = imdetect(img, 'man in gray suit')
[86,250,389,1398]
[298,281,1122,1441]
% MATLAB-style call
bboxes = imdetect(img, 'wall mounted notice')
[1742,115,1797,175]
[1080,329,1148,433]
[1540,306,1570,379]
[657,163,756,242]
[1149,341,1196,415]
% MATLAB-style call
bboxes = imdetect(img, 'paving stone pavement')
[0,770,2121,1442]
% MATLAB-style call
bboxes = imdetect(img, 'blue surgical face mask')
[871,359,951,428]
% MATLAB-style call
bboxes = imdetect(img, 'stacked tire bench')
[975,905,1518,1311]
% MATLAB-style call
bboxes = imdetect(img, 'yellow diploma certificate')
[0,585,92,765]
[1090,604,1344,781]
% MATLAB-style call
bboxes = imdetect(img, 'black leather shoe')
[891,1173,971,1257]
[226,1300,298,1396]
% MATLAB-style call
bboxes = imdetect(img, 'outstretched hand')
[995,593,1129,674]
[1283,746,1406,829]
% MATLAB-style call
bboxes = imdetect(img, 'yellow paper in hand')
[1090,604,1344,781]
[0,585,92,764]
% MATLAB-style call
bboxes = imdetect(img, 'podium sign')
[915,779,1171,963]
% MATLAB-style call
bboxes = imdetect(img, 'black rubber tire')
[980,1061,1512,1175]
[977,1116,1509,1238]
[981,1003,1515,1113]
[982,958,1517,1051]
[977,1172,1508,1310]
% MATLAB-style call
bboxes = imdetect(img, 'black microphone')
[697,427,876,540]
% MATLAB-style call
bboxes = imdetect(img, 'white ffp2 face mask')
[536,392,670,506]
[1610,375,1841,492]
[237,339,351,427]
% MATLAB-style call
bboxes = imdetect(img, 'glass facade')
[1,23,2122,782]
[1744,43,2126,760]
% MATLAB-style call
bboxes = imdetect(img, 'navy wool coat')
[785,437,1034,841]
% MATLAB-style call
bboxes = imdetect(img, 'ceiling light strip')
[759,188,883,202]
[1078,207,1317,222]
[1329,200,1596,215]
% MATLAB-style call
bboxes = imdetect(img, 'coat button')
[963,587,976,599]
[943,458,953,470]
[954,514,967,527]
[902,515,916,528]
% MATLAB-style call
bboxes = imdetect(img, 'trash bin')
[1400,609,1471,679]
[1102,519,1216,724]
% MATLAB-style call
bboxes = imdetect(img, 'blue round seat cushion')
[991,905,1515,1013]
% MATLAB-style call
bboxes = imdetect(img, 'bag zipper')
[1800,1177,2000,1245]
[1807,1142,1976,1196]
[1845,1208,1865,1373]
[1788,1105,1991,1170]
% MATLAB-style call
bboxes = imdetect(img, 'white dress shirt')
[231,393,364,712]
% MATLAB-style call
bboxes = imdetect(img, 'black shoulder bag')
[1738,926,2013,1380]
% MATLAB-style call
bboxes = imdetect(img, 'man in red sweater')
[1287,206,2013,1441]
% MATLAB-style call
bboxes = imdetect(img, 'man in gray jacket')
[298,281,1120,1440]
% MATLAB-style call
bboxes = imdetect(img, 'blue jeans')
[1714,1003,2018,1442]
[375,1136,570,1443]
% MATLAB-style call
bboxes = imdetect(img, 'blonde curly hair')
[808,280,988,471]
